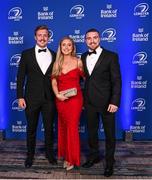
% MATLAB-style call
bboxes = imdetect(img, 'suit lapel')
[45,49,55,75]
[83,53,90,76]
[91,49,106,74]
[31,47,44,75]
[31,47,55,76]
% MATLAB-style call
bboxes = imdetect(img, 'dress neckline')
[61,67,78,75]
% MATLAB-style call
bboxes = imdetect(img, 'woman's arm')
[77,59,85,79]
[78,59,84,71]
[52,78,68,101]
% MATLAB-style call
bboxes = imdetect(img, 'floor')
[0,140,152,179]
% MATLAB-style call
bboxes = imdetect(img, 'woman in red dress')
[51,37,84,170]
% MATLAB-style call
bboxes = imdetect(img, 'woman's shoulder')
[73,57,83,70]
[72,57,82,63]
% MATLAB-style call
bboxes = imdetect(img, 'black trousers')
[86,106,115,167]
[25,99,56,159]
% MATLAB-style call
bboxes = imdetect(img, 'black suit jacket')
[17,47,56,103]
[81,48,122,112]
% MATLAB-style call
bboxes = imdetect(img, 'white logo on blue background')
[131,75,147,89]
[12,99,24,111]
[134,3,149,17]
[69,5,84,19]
[10,54,21,67]
[132,52,147,65]
[37,7,54,20]
[8,7,22,21]
[69,29,85,43]
[101,4,117,18]
[12,121,26,133]
[101,28,116,42]
[8,31,24,44]
[131,98,146,111]
[76,53,82,58]
[132,28,149,42]
[130,120,145,133]
[48,29,53,43]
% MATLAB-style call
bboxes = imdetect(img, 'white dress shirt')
[86,46,103,75]
[35,45,52,74]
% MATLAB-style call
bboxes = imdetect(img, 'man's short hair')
[34,25,50,37]
[85,28,100,38]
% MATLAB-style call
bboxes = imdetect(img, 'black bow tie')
[88,50,96,56]
[38,48,47,53]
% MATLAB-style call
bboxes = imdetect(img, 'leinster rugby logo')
[101,28,116,42]
[132,52,147,65]
[48,29,53,43]
[131,98,146,111]
[76,53,82,58]
[134,3,149,17]
[12,99,24,111]
[69,5,84,19]
[8,7,22,21]
[10,54,21,67]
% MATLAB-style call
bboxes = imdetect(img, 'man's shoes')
[104,166,113,177]
[82,158,100,168]
[48,157,57,165]
[24,157,33,168]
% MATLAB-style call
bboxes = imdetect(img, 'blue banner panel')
[1,0,151,140]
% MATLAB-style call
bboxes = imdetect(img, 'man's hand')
[18,98,26,109]
[107,104,118,113]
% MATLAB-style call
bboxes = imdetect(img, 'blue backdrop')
[1,0,152,140]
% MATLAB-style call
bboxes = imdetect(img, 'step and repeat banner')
[4,0,152,140]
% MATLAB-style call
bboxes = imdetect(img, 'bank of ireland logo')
[8,7,22,21]
[10,54,21,67]
[132,52,147,65]
[101,28,116,42]
[12,99,24,111]
[69,5,84,19]
[134,3,149,17]
[131,98,146,111]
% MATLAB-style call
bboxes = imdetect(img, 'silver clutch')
[59,88,77,98]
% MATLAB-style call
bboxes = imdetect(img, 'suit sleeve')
[17,51,27,98]
[110,53,122,107]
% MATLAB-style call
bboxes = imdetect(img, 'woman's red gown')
[56,68,84,166]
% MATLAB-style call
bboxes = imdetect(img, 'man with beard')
[81,28,122,177]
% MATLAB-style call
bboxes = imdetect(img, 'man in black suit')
[81,29,122,177]
[17,25,57,168]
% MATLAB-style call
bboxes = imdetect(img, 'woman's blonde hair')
[52,36,76,76]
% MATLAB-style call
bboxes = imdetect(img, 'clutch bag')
[59,88,77,98]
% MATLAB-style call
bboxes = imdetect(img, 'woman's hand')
[56,93,68,101]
